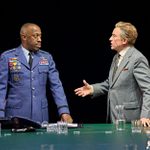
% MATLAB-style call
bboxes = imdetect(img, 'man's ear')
[122,38,128,44]
[21,33,27,41]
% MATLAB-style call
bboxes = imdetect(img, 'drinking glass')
[115,105,126,131]
[57,121,68,135]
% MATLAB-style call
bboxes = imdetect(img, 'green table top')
[0,124,149,150]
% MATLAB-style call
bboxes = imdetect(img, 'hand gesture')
[74,80,93,97]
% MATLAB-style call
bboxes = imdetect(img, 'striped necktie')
[112,54,120,81]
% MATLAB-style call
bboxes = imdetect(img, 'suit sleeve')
[133,56,150,118]
[92,79,109,98]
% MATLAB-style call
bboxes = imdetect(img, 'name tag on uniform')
[39,57,49,65]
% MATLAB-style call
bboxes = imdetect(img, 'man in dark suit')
[0,23,73,124]
[75,21,150,127]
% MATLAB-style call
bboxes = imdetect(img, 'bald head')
[20,23,42,51]
[20,23,41,36]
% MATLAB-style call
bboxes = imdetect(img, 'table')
[0,124,149,150]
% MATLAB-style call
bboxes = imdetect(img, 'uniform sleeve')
[0,54,8,117]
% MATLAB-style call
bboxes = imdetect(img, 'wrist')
[90,85,94,95]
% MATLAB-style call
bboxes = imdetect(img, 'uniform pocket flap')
[6,100,22,109]
[42,100,48,108]
[38,67,49,73]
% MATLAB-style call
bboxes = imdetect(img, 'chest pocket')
[9,71,24,85]
[38,66,49,85]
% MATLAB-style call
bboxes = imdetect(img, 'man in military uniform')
[0,23,73,124]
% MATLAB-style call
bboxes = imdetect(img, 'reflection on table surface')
[0,124,150,150]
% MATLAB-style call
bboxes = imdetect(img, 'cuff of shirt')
[58,105,70,116]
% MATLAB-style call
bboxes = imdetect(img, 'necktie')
[28,52,33,69]
[112,54,120,81]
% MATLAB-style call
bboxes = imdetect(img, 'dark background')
[0,1,150,123]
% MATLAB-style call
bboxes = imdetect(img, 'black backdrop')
[0,1,150,123]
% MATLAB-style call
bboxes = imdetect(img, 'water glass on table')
[115,105,126,131]
[131,120,142,133]
[57,121,68,135]
[46,124,57,133]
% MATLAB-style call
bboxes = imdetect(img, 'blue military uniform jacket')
[0,46,70,123]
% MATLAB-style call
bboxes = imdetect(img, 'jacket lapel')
[32,52,41,69]
[15,46,42,70]
[15,46,29,69]
[110,47,134,87]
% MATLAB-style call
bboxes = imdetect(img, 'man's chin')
[31,48,40,52]
[35,47,41,51]
[110,47,114,50]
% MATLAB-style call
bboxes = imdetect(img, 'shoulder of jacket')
[38,50,52,56]
[132,47,144,57]
[2,48,16,55]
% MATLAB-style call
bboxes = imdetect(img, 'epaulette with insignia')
[39,49,49,55]
[2,48,16,55]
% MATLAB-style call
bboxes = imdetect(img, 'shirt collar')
[118,46,130,58]
[21,45,31,61]
[21,45,30,55]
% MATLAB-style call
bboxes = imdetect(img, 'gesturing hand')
[74,80,93,97]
